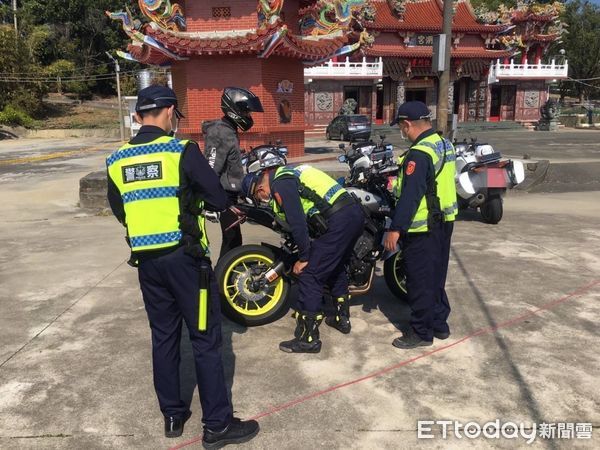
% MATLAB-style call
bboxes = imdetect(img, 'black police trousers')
[401,221,452,341]
[138,246,232,429]
[298,203,365,312]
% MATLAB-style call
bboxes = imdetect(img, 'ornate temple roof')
[109,1,371,66]
[141,22,349,59]
[367,0,511,33]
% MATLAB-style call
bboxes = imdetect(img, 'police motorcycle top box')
[454,139,525,224]
[214,142,407,326]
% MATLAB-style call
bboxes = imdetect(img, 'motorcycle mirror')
[379,134,386,141]
[339,143,346,150]
[276,139,282,146]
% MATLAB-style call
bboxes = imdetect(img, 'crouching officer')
[242,158,365,354]
[384,101,457,349]
[106,86,259,447]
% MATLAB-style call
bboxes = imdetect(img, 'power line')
[567,77,600,90]
[568,75,600,82]
[0,69,164,83]
[0,60,140,76]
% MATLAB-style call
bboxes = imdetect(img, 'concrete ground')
[0,133,599,449]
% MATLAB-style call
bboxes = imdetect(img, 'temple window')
[212,7,231,19]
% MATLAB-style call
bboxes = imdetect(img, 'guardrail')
[304,57,383,79]
[488,59,568,83]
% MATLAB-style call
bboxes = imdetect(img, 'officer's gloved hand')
[229,205,244,218]
[205,211,220,223]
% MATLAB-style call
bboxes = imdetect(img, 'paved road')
[0,139,599,448]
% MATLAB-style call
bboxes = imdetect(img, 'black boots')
[392,328,433,349]
[280,311,323,353]
[164,410,192,438]
[202,417,259,449]
[325,294,351,334]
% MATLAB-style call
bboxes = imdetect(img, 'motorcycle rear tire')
[215,245,292,326]
[383,252,408,301]
[480,196,503,224]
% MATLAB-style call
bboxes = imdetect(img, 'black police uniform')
[270,177,364,312]
[390,128,450,342]
[107,125,233,430]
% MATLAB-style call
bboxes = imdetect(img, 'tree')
[559,0,600,100]
[0,25,46,118]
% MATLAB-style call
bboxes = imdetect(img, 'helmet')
[241,147,286,202]
[245,146,287,174]
[241,172,260,200]
[221,87,264,131]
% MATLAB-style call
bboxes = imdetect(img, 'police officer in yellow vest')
[242,158,365,354]
[384,101,457,349]
[106,86,259,447]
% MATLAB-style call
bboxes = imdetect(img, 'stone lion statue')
[540,99,560,120]
[339,98,358,115]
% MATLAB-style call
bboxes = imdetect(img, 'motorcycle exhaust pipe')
[264,260,286,283]
[469,193,486,208]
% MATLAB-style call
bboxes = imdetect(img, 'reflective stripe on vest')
[270,164,346,222]
[106,136,209,253]
[393,138,440,233]
[393,133,458,230]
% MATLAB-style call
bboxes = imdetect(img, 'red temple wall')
[172,55,306,157]
[182,0,258,32]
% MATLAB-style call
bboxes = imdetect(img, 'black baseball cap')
[390,101,431,126]
[135,85,185,119]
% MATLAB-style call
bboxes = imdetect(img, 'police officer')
[242,158,365,354]
[106,86,259,447]
[384,101,457,349]
[202,87,264,259]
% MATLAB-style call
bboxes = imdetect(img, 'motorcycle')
[336,136,407,301]
[454,139,525,224]
[214,141,406,326]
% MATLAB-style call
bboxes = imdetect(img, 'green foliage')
[0,25,47,117]
[0,105,37,128]
[559,0,600,100]
[1,0,141,114]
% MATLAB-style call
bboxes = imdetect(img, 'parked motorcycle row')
[214,136,525,326]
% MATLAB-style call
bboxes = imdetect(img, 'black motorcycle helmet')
[221,87,264,132]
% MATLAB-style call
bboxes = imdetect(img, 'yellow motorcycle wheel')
[215,245,291,326]
[383,251,408,301]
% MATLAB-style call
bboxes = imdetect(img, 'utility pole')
[106,52,126,142]
[436,0,454,135]
[12,0,18,35]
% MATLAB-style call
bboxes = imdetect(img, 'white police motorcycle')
[454,139,525,224]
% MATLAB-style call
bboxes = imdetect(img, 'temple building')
[110,1,568,156]
[304,0,567,126]
[109,1,373,157]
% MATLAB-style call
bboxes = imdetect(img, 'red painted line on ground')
[168,279,600,450]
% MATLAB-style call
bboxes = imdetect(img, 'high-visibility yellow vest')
[393,132,456,232]
[270,164,346,222]
[106,135,208,254]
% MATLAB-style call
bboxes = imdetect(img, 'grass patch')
[40,103,120,129]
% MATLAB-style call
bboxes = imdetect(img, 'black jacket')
[202,117,245,193]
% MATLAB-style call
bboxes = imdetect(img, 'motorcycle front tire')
[215,245,292,326]
[383,252,408,301]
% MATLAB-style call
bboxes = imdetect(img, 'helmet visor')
[238,96,264,113]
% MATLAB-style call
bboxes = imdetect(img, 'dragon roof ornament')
[299,0,373,36]
[139,0,186,31]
